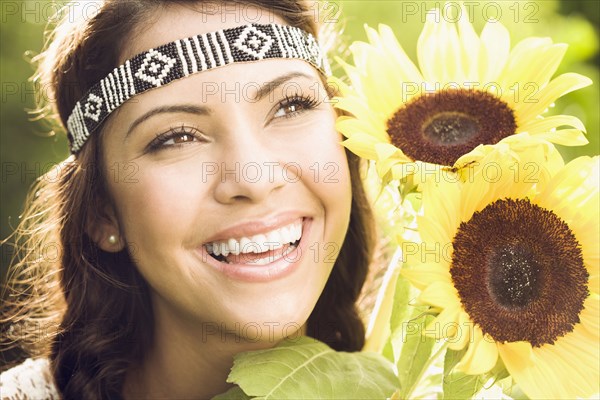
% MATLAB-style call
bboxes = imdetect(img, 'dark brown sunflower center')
[422,112,479,145]
[387,89,516,166]
[488,244,542,308]
[450,198,588,347]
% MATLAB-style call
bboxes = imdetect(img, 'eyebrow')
[126,104,211,139]
[254,72,312,101]
[125,71,314,139]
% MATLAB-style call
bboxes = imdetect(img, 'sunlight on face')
[100,4,351,344]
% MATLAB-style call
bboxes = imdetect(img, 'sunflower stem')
[364,246,403,353]
[404,340,450,399]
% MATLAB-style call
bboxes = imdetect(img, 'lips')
[198,218,313,282]
[204,218,303,259]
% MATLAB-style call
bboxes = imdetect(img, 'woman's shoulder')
[1,357,60,400]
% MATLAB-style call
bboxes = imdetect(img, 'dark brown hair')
[1,1,375,398]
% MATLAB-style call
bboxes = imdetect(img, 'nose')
[212,129,287,205]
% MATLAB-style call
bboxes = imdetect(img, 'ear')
[86,201,125,253]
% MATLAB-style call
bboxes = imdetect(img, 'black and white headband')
[66,23,330,153]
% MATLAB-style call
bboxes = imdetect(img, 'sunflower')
[401,154,599,399]
[332,5,592,182]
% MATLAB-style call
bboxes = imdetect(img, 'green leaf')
[395,311,436,397]
[226,336,398,399]
[212,385,253,400]
[442,348,485,400]
[381,335,395,363]
[498,376,530,400]
[389,272,412,334]
[388,272,416,368]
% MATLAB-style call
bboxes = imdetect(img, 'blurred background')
[1,0,599,278]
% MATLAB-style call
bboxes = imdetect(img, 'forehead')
[119,3,288,62]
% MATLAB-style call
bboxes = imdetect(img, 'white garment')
[1,358,59,400]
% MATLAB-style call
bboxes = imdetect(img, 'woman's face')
[98,4,352,342]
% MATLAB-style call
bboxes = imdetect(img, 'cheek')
[109,166,206,253]
[106,165,224,310]
[294,126,352,241]
[315,120,351,194]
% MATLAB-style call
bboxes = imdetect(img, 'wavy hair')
[1,1,376,398]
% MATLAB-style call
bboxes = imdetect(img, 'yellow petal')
[378,24,423,83]
[499,42,568,103]
[350,41,405,116]
[440,11,464,83]
[497,341,534,371]
[518,114,586,134]
[494,133,566,185]
[419,281,460,309]
[327,75,352,97]
[536,156,599,217]
[335,116,388,141]
[364,24,383,50]
[524,43,567,87]
[517,73,593,123]
[374,142,399,161]
[334,56,364,93]
[374,150,414,179]
[535,129,589,146]
[457,146,520,220]
[457,3,480,81]
[581,294,600,337]
[455,326,499,375]
[341,134,381,160]
[423,305,460,340]
[497,37,553,89]
[417,9,443,83]
[499,295,600,399]
[419,175,462,242]
[478,21,510,84]
[448,311,473,351]
[499,341,564,399]
[400,263,452,290]
[588,274,600,295]
[459,164,494,220]
[390,161,424,180]
[333,96,387,133]
[347,40,372,72]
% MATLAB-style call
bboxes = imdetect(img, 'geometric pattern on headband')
[67,23,330,153]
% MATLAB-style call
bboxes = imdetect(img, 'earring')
[107,234,118,245]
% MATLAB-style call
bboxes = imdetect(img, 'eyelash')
[146,124,203,153]
[273,94,321,120]
[146,94,322,153]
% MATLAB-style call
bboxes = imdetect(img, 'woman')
[0,0,375,399]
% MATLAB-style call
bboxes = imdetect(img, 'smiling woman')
[0,1,375,399]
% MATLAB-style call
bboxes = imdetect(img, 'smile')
[199,217,312,282]
[204,219,303,264]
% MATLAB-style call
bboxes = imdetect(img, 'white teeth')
[254,234,267,252]
[228,238,239,254]
[220,242,229,257]
[240,237,251,252]
[205,219,303,257]
[266,230,279,244]
[280,226,290,240]
[229,242,298,265]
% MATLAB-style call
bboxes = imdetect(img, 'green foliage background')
[1,0,598,278]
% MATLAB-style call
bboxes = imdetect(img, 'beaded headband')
[66,23,330,153]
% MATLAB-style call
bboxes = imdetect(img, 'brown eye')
[160,132,200,146]
[170,133,196,144]
[146,126,205,153]
[273,95,320,119]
